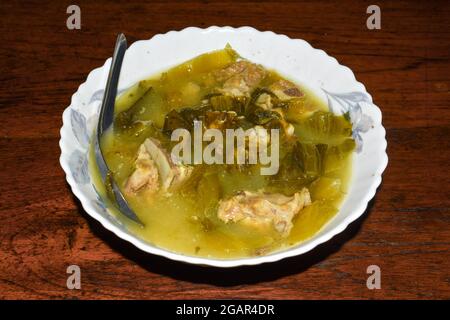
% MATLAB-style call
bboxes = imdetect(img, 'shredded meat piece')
[217,188,312,237]
[125,144,159,194]
[215,61,249,82]
[215,61,267,97]
[125,138,193,195]
[269,79,303,101]
[255,93,273,110]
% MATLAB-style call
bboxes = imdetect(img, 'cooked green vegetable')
[115,80,152,114]
[294,111,353,145]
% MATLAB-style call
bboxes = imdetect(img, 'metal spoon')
[94,33,142,225]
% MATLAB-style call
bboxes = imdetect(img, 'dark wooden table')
[0,0,449,300]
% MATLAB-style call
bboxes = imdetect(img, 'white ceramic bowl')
[59,26,388,267]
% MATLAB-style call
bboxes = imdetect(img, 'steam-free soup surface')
[90,46,354,259]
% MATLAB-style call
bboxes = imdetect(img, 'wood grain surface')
[0,0,449,300]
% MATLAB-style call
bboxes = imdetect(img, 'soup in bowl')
[60,27,387,267]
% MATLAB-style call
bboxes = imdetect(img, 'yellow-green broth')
[89,47,354,259]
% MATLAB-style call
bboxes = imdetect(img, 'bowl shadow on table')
[74,194,377,287]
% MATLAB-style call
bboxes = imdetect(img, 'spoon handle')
[98,33,127,136]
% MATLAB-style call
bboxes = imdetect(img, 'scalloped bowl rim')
[59,26,388,268]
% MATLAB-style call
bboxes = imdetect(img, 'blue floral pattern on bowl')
[322,89,374,152]
[69,107,124,227]
[69,109,90,184]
